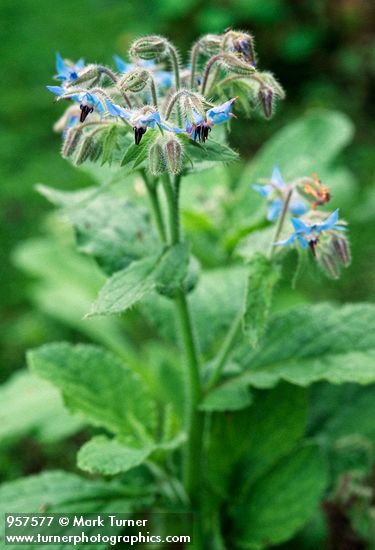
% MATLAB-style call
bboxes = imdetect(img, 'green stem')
[141,171,166,243]
[269,188,292,259]
[161,174,204,546]
[206,309,243,390]
[189,40,201,89]
[201,54,224,95]
[168,45,181,90]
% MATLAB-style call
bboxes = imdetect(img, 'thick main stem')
[141,171,166,243]
[162,175,203,540]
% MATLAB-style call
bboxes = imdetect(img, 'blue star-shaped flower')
[275,209,345,254]
[47,86,105,122]
[106,99,162,144]
[55,53,84,83]
[253,167,308,222]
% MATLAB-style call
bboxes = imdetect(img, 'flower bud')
[119,68,150,92]
[61,126,83,158]
[231,33,256,65]
[258,86,274,119]
[66,64,98,87]
[148,138,166,176]
[331,235,351,267]
[164,136,183,175]
[318,252,340,280]
[222,53,256,76]
[199,34,223,55]
[181,93,206,122]
[130,36,169,61]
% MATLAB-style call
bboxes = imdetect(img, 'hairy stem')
[201,54,224,95]
[168,45,181,90]
[189,40,201,89]
[98,67,132,108]
[161,174,203,545]
[140,170,166,242]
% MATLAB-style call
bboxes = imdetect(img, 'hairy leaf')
[77,436,153,475]
[65,194,159,274]
[242,254,280,348]
[233,303,375,388]
[233,445,327,549]
[0,471,137,549]
[28,343,156,441]
[88,243,189,317]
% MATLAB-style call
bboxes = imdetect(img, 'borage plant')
[4,30,375,550]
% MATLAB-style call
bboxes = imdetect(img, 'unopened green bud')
[130,36,169,61]
[119,68,150,93]
[199,34,223,55]
[66,64,98,87]
[148,139,166,176]
[164,136,183,175]
[61,126,83,158]
[222,53,256,75]
[260,72,286,99]
[181,93,206,121]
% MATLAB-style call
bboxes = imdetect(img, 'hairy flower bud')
[199,34,223,56]
[331,235,351,267]
[164,136,183,175]
[130,36,169,61]
[119,68,150,92]
[230,33,256,65]
[258,86,274,119]
[222,53,256,75]
[181,92,206,121]
[61,126,83,158]
[148,138,166,176]
[66,64,98,87]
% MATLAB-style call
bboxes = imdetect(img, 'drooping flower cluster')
[254,167,350,278]
[46,31,284,173]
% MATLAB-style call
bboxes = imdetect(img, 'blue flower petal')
[113,54,131,74]
[291,217,310,233]
[271,166,285,189]
[56,53,67,76]
[47,85,65,96]
[267,199,282,221]
[318,208,340,231]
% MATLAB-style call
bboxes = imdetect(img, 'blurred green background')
[1,0,375,484]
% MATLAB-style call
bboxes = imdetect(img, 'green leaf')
[88,243,189,317]
[37,184,98,208]
[233,445,327,549]
[13,238,130,359]
[28,343,156,441]
[65,194,159,274]
[0,471,137,549]
[240,110,354,184]
[101,125,119,166]
[77,436,153,475]
[141,266,247,356]
[183,137,238,171]
[242,254,280,348]
[200,376,253,412]
[233,303,375,389]
[207,384,307,498]
[0,370,83,444]
[77,433,186,476]
[235,227,274,262]
[120,129,156,168]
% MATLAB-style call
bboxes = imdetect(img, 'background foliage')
[1,0,375,548]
